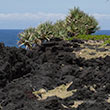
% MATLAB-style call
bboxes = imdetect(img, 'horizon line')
[0,29,110,31]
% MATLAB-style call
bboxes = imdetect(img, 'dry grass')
[73,41,110,59]
[33,82,77,100]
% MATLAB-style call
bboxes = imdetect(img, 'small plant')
[65,7,100,36]
[18,22,54,49]
[103,39,110,46]
[53,20,67,39]
[17,27,37,49]
[36,21,54,41]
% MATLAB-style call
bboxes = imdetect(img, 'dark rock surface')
[0,38,110,110]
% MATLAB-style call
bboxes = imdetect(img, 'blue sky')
[0,0,110,29]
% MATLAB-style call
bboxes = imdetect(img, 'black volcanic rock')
[0,39,110,110]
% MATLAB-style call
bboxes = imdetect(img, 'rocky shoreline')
[0,38,110,110]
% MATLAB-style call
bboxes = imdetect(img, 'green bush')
[65,7,100,36]
[18,22,55,49]
[17,27,37,49]
[18,7,100,49]
[53,20,67,39]
[36,21,54,40]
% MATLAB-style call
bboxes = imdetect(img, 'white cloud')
[1,12,110,21]
[92,13,110,20]
[0,12,110,29]
[0,12,66,21]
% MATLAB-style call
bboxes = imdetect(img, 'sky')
[0,0,110,29]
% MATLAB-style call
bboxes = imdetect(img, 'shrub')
[53,20,67,39]
[65,7,100,36]
[18,7,100,49]
[17,27,37,49]
[18,22,54,49]
[36,21,54,40]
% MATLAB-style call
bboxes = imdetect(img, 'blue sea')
[0,29,110,47]
[0,29,23,47]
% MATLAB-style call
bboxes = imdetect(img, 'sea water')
[0,29,23,47]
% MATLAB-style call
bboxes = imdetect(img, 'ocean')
[0,29,110,47]
[0,29,23,47]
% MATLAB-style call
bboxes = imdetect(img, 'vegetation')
[17,27,36,49]
[66,35,110,45]
[18,22,54,49]
[65,7,100,36]
[36,21,54,41]
[53,20,67,39]
[18,7,100,49]
[67,35,110,41]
